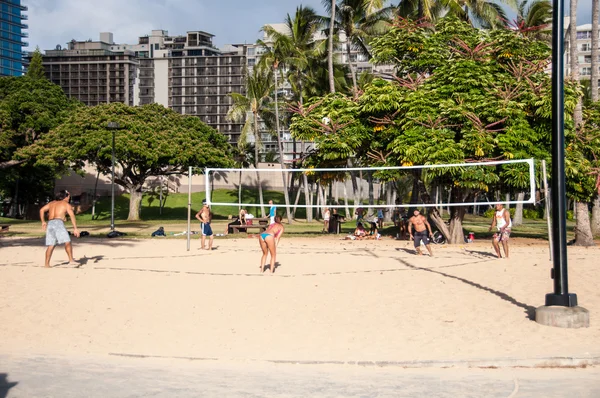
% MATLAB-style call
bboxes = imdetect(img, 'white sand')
[0,235,598,363]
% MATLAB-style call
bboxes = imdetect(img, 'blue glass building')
[0,0,27,76]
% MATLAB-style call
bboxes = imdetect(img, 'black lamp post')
[546,0,577,307]
[107,122,120,235]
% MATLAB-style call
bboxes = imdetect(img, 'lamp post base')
[545,293,578,307]
[535,303,589,329]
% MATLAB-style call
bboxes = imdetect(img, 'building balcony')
[21,32,28,38]
[21,14,28,20]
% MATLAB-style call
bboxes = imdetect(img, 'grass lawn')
[0,188,574,242]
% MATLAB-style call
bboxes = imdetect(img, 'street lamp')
[107,121,120,236]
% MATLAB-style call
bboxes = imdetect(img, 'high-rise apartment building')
[565,21,600,96]
[40,33,138,106]
[571,24,599,85]
[130,30,246,142]
[0,0,28,76]
[40,30,248,144]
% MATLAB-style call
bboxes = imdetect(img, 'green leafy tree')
[21,103,233,221]
[292,17,579,243]
[574,103,600,240]
[0,76,77,215]
[26,48,46,80]
[0,76,76,169]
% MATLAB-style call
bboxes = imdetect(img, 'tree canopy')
[290,17,582,243]
[0,75,77,213]
[22,103,234,220]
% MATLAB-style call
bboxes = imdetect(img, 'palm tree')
[226,66,275,218]
[442,0,515,29]
[322,0,391,95]
[259,7,326,224]
[260,6,324,105]
[567,0,595,246]
[591,0,600,237]
[515,0,552,42]
[328,0,337,93]
[393,0,445,21]
[592,0,599,103]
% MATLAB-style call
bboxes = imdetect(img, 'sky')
[26,0,594,52]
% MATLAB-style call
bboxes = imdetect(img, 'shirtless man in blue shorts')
[195,200,214,250]
[39,190,80,267]
[408,209,434,256]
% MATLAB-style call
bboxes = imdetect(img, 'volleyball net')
[200,158,535,217]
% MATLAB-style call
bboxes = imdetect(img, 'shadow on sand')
[395,257,537,320]
[0,237,138,249]
[0,373,18,398]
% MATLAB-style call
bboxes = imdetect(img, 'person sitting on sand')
[344,223,369,240]
[258,215,284,273]
[354,223,367,239]
[366,223,381,240]
[39,190,80,268]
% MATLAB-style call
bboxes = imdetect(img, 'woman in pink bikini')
[258,215,284,273]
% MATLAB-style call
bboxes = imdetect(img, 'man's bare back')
[40,190,80,267]
[43,200,72,222]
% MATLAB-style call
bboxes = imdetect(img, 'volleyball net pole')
[187,166,192,252]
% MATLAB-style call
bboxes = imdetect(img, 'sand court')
[1,236,599,365]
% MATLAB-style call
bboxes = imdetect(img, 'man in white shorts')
[39,190,80,267]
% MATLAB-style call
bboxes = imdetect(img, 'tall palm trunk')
[273,65,292,224]
[253,113,265,217]
[592,0,599,102]
[574,202,596,245]
[304,174,313,222]
[570,0,583,128]
[591,196,600,236]
[238,170,242,212]
[569,0,594,245]
[343,183,351,219]
[345,43,358,96]
[328,0,336,93]
[514,192,525,226]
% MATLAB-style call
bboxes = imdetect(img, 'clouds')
[26,0,324,51]
[25,0,596,52]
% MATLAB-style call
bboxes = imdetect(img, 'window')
[577,31,592,39]
[581,43,591,51]
[247,47,255,56]
[584,55,592,63]
[581,67,591,76]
